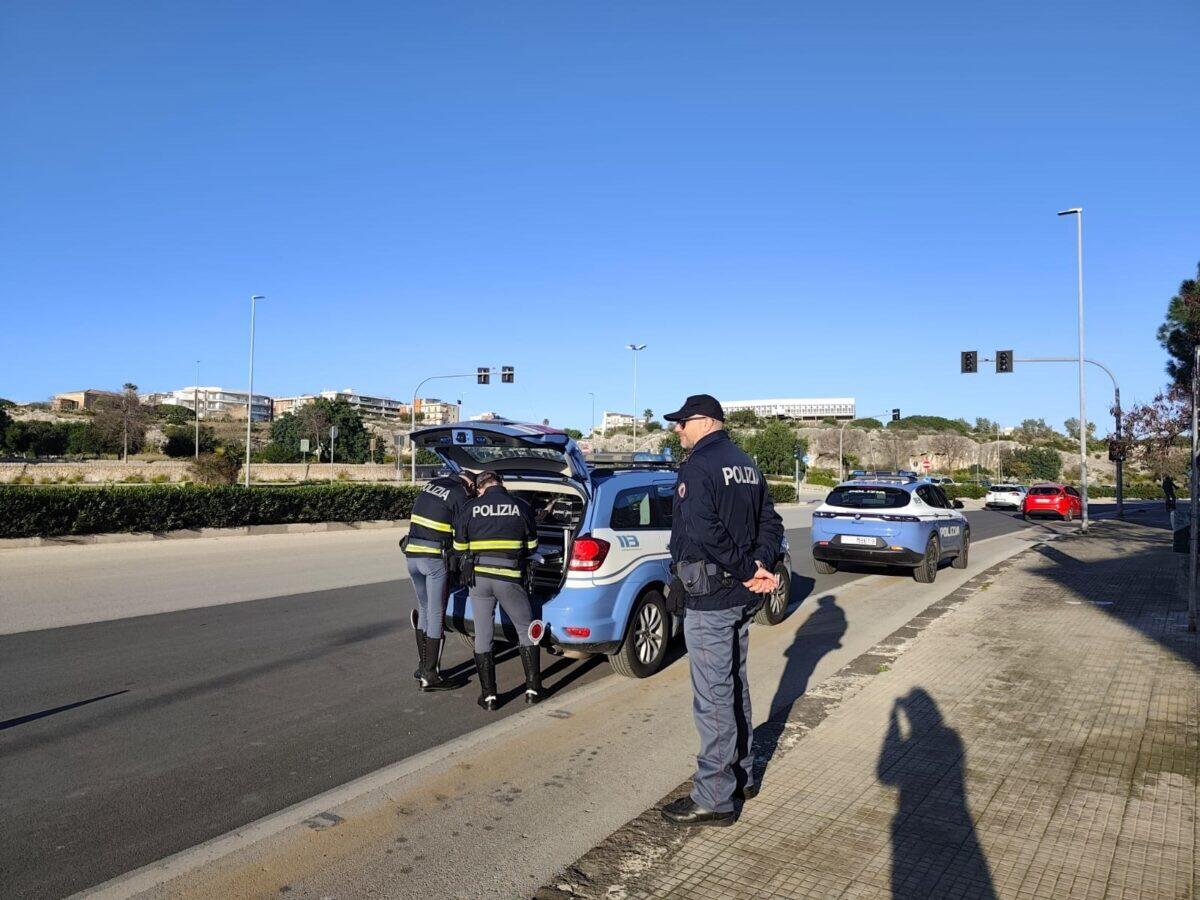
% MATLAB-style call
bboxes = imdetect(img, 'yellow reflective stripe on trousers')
[411,514,452,533]
[405,544,442,555]
[475,565,521,578]
[525,538,539,549]
[452,540,469,551]
[467,539,524,551]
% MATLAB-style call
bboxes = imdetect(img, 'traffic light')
[477,367,490,385]
[501,366,514,384]
[1108,439,1125,462]
[996,350,1014,374]
[891,409,901,422]
[961,350,978,374]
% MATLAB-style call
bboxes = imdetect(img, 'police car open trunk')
[411,421,590,595]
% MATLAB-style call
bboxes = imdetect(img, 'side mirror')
[953,499,964,509]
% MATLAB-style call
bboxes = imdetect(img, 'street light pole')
[627,344,646,444]
[195,360,201,460]
[1058,208,1089,532]
[588,392,595,437]
[410,371,493,483]
[244,295,265,488]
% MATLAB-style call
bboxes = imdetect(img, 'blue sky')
[3,1,1197,434]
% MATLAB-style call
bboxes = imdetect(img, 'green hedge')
[767,482,797,504]
[1087,484,1179,500]
[0,484,422,539]
[944,484,986,500]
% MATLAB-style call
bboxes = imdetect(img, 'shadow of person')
[750,595,847,790]
[877,688,996,899]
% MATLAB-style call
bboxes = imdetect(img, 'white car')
[985,484,1026,510]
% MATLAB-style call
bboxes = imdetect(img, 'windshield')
[826,487,911,509]
[1029,486,1061,495]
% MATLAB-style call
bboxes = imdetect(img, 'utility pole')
[244,294,266,488]
[195,361,201,459]
[627,344,646,443]
[1190,345,1198,632]
[1058,207,1089,532]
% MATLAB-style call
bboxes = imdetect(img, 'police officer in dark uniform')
[400,470,476,692]
[452,471,543,710]
[660,394,784,827]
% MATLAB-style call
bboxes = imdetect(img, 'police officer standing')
[401,470,476,692]
[453,471,543,710]
[660,395,784,827]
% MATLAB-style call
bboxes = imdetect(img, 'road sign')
[802,454,811,465]
[299,439,310,453]
[330,425,339,439]
[922,459,931,471]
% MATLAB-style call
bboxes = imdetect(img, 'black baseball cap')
[663,394,725,422]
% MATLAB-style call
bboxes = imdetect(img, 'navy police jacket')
[405,475,472,554]
[669,430,785,610]
[453,486,539,583]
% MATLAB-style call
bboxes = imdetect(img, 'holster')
[670,561,730,597]
[459,553,476,587]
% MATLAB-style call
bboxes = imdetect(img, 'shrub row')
[766,482,797,504]
[0,483,422,539]
[943,484,987,500]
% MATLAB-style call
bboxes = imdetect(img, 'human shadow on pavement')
[877,688,996,899]
[750,595,847,791]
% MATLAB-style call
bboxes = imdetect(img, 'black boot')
[519,644,542,704]
[420,636,465,692]
[475,652,498,710]
[412,627,427,683]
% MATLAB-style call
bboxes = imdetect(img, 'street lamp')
[588,392,595,438]
[627,343,646,442]
[244,294,265,488]
[195,360,201,460]
[1057,208,1089,532]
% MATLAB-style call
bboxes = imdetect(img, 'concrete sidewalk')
[539,518,1198,899]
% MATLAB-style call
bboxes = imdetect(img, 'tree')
[1001,446,1061,482]
[741,421,802,476]
[0,405,10,452]
[93,383,147,460]
[727,409,761,428]
[1063,418,1097,442]
[268,398,370,463]
[643,408,653,421]
[849,418,883,430]
[643,420,662,432]
[974,417,997,434]
[1156,262,1200,389]
[189,450,240,485]
[162,425,216,458]
[1015,418,1055,442]
[159,404,196,426]
[563,428,583,439]
[659,429,684,462]
[888,415,972,436]
[1124,385,1191,478]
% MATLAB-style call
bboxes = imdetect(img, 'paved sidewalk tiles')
[538,520,1198,899]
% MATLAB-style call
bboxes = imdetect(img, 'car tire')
[951,529,970,569]
[609,589,670,679]
[912,535,939,583]
[1064,507,1074,522]
[814,558,838,575]
[754,563,792,626]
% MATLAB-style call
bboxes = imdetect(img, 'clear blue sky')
[3,1,1197,434]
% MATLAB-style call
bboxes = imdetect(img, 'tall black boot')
[474,652,498,711]
[420,636,465,692]
[412,627,427,683]
[519,644,543,704]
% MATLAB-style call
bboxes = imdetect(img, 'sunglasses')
[673,416,709,426]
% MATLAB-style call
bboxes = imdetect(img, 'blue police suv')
[412,421,793,677]
[811,474,969,583]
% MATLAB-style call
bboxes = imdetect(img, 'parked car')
[985,483,1027,510]
[1022,483,1084,521]
[811,475,969,584]
[411,420,793,678]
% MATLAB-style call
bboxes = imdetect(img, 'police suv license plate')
[841,535,876,546]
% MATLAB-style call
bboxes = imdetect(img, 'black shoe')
[518,644,542,704]
[739,782,760,802]
[660,797,735,827]
[419,637,465,692]
[412,622,426,682]
[474,652,498,711]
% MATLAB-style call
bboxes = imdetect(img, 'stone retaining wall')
[0,461,405,484]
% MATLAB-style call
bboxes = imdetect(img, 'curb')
[0,519,409,550]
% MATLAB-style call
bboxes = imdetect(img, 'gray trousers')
[684,603,756,813]
[470,577,534,653]
[407,556,450,640]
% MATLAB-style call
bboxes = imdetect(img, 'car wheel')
[754,563,791,626]
[609,589,669,679]
[951,529,970,569]
[912,535,939,583]
[1064,507,1074,522]
[814,558,837,575]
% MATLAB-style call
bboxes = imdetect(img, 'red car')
[1022,483,1084,521]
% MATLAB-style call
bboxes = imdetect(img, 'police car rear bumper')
[812,543,926,567]
[442,613,621,655]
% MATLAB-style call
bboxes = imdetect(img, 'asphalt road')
[0,508,1073,898]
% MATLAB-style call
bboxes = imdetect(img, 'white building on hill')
[721,397,856,422]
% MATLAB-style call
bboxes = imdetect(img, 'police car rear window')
[460,446,565,464]
[1029,486,1062,495]
[826,487,910,509]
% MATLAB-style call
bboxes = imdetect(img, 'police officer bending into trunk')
[453,471,543,710]
[400,470,476,692]
[661,394,784,827]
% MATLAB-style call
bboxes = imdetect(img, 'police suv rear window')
[826,487,910,509]
[1029,486,1061,495]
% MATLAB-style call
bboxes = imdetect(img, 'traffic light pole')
[410,370,501,483]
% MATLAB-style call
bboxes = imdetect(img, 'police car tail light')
[569,535,610,571]
[813,511,835,518]
[879,515,921,523]
[563,626,591,638]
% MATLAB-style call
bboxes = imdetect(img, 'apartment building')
[274,389,408,420]
[52,390,124,411]
[721,397,857,422]
[154,387,273,422]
